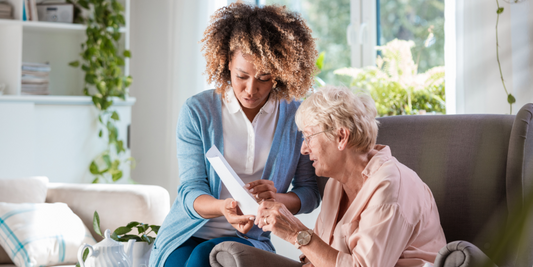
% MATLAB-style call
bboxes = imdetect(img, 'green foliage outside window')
[335,39,445,117]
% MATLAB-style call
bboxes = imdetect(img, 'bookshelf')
[0,0,134,184]
[0,0,130,97]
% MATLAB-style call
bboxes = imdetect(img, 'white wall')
[451,0,533,114]
[0,99,133,183]
[129,0,216,202]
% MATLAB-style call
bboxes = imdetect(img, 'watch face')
[297,231,312,246]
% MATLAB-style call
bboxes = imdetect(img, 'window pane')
[263,0,351,86]
[379,0,444,72]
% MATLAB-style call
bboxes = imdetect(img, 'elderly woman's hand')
[221,198,255,234]
[245,180,278,202]
[255,200,309,243]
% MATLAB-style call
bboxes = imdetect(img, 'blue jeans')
[163,236,253,267]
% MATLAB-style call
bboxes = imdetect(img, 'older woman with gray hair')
[255,86,446,267]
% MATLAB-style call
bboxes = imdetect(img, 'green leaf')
[150,225,160,234]
[123,50,131,58]
[102,154,112,168]
[82,247,89,261]
[126,221,140,228]
[92,177,99,184]
[93,211,103,237]
[92,96,102,109]
[111,170,123,182]
[116,140,125,154]
[83,88,89,96]
[508,94,516,104]
[111,159,120,170]
[85,74,97,85]
[76,247,90,267]
[124,76,132,87]
[137,224,149,234]
[117,57,125,66]
[89,161,99,175]
[118,235,142,242]
[98,130,103,137]
[141,234,151,243]
[111,111,120,121]
[69,61,80,67]
[316,51,325,71]
[110,231,120,241]
[114,226,132,235]
[497,7,504,14]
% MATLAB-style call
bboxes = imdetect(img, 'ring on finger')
[263,217,268,225]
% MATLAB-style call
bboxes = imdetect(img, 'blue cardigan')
[149,90,321,267]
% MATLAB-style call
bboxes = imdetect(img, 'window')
[259,0,445,115]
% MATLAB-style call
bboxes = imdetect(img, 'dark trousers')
[164,236,253,267]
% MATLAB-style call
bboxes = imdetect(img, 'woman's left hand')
[245,180,277,202]
[255,200,309,243]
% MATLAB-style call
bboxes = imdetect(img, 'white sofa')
[0,179,170,267]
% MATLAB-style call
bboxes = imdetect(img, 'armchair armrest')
[45,183,170,240]
[434,241,497,267]
[210,241,302,267]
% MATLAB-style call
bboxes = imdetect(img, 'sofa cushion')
[0,177,49,204]
[0,177,49,264]
[0,202,96,267]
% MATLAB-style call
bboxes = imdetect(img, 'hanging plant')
[68,0,134,183]
[495,0,520,114]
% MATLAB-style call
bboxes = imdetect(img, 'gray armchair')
[210,103,533,267]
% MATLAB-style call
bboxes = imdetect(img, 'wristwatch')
[294,229,313,249]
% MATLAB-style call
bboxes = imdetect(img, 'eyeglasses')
[302,130,331,147]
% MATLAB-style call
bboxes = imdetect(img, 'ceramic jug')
[77,229,136,267]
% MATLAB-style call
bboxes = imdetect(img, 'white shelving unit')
[0,0,135,184]
[0,0,130,96]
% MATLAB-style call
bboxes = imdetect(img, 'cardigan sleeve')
[288,140,321,214]
[175,101,211,220]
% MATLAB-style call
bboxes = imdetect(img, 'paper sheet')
[206,145,259,216]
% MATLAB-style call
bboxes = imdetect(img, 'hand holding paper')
[206,146,259,216]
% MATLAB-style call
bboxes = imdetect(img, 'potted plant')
[78,211,159,267]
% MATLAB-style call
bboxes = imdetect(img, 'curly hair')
[200,3,318,101]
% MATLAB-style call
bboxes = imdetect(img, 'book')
[22,62,51,72]
[22,0,28,21]
[28,0,38,21]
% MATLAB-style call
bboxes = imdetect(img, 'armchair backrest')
[375,103,533,253]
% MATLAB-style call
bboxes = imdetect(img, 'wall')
[450,0,533,115]
[129,0,215,201]
[0,98,133,183]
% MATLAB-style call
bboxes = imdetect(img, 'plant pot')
[131,242,153,267]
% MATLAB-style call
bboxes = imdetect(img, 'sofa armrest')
[210,242,302,267]
[46,183,170,241]
[434,241,497,267]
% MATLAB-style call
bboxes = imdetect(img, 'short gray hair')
[295,86,379,152]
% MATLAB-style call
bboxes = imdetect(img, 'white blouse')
[193,88,279,239]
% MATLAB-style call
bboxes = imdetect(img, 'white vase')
[131,242,153,267]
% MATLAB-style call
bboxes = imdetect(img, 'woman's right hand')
[221,198,255,234]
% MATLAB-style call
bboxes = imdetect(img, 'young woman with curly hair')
[149,3,321,267]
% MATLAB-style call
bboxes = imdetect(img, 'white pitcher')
[77,229,136,267]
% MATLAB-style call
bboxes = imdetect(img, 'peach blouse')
[314,145,446,267]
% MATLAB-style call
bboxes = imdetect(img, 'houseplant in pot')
[78,211,159,267]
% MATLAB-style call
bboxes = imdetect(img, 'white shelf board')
[0,95,136,106]
[0,19,126,33]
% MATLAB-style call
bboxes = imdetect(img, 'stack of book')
[21,62,51,95]
[0,1,13,19]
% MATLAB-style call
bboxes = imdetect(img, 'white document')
[206,145,259,216]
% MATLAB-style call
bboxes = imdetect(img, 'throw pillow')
[0,176,49,264]
[0,177,49,203]
[0,202,96,267]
